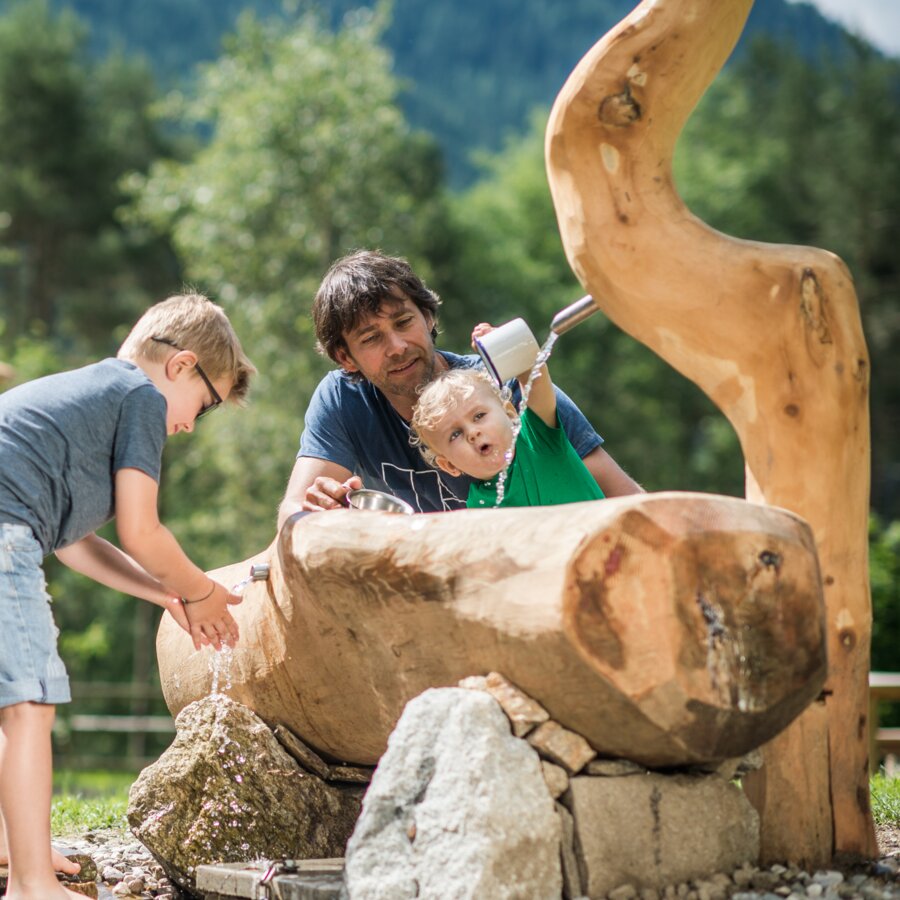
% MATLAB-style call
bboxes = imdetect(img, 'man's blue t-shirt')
[0,358,167,554]
[298,351,602,513]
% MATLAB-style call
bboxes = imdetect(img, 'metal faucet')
[550,295,599,335]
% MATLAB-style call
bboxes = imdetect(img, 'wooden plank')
[876,728,900,757]
[868,672,900,773]
[66,714,174,733]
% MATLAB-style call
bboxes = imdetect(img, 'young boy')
[0,293,255,899]
[410,323,605,508]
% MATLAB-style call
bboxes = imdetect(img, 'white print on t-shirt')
[380,462,466,513]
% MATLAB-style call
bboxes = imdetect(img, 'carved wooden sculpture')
[159,493,825,768]
[544,0,873,864]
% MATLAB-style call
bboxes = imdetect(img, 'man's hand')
[303,475,363,511]
[182,582,242,651]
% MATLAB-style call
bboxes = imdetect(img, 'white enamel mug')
[474,318,541,386]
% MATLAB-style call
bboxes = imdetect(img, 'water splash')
[209,644,234,695]
[493,331,559,507]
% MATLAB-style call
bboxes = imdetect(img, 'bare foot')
[51,847,81,875]
[0,847,80,875]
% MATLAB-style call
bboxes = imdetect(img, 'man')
[277,250,640,525]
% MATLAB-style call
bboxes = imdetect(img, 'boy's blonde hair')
[410,368,515,467]
[118,293,256,403]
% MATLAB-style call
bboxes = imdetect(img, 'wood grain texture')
[158,493,825,770]
[544,0,874,864]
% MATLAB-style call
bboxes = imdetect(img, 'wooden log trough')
[158,492,826,769]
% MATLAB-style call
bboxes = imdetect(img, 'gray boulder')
[343,687,562,899]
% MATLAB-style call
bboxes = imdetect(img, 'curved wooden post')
[545,0,874,865]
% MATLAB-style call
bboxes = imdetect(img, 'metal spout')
[551,295,598,335]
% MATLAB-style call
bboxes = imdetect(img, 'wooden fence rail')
[869,671,900,775]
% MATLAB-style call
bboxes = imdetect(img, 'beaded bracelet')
[183,582,216,604]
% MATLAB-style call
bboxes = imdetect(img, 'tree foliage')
[126,6,451,561]
[0,0,178,355]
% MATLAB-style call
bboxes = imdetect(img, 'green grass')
[871,772,900,826]
[51,770,135,835]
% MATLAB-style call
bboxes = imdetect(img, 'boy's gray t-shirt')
[0,358,167,555]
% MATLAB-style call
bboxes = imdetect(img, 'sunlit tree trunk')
[545,0,875,865]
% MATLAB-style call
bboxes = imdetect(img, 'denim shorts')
[0,523,70,708]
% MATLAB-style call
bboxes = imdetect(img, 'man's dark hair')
[313,250,441,364]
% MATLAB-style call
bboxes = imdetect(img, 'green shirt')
[466,407,605,509]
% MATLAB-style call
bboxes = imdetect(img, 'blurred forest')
[0,0,897,761]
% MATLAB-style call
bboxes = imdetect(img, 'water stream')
[493,331,559,507]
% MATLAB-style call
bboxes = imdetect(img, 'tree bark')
[158,492,825,770]
[544,0,874,864]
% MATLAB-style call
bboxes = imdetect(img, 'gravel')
[16,823,891,899]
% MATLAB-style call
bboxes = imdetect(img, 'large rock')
[567,771,759,897]
[128,694,363,895]
[343,687,562,899]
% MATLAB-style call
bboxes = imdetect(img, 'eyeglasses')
[151,336,223,419]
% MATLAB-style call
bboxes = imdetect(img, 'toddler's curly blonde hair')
[410,368,515,467]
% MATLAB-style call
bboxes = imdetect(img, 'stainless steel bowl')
[346,488,414,515]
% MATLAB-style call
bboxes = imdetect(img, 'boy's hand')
[471,322,494,348]
[182,581,242,651]
[161,593,196,638]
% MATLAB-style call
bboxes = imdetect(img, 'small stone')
[111,884,132,897]
[527,720,595,773]
[640,888,660,900]
[710,873,733,890]
[102,866,125,883]
[609,884,638,900]
[776,887,792,896]
[861,888,888,900]
[541,760,569,799]
[733,870,754,888]
[771,865,788,876]
[584,757,646,777]
[676,882,690,897]
[868,863,895,879]
[696,880,727,900]
[123,874,145,893]
[807,884,824,897]
[459,672,550,737]
[813,871,844,889]
[65,884,98,899]
[752,871,781,890]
